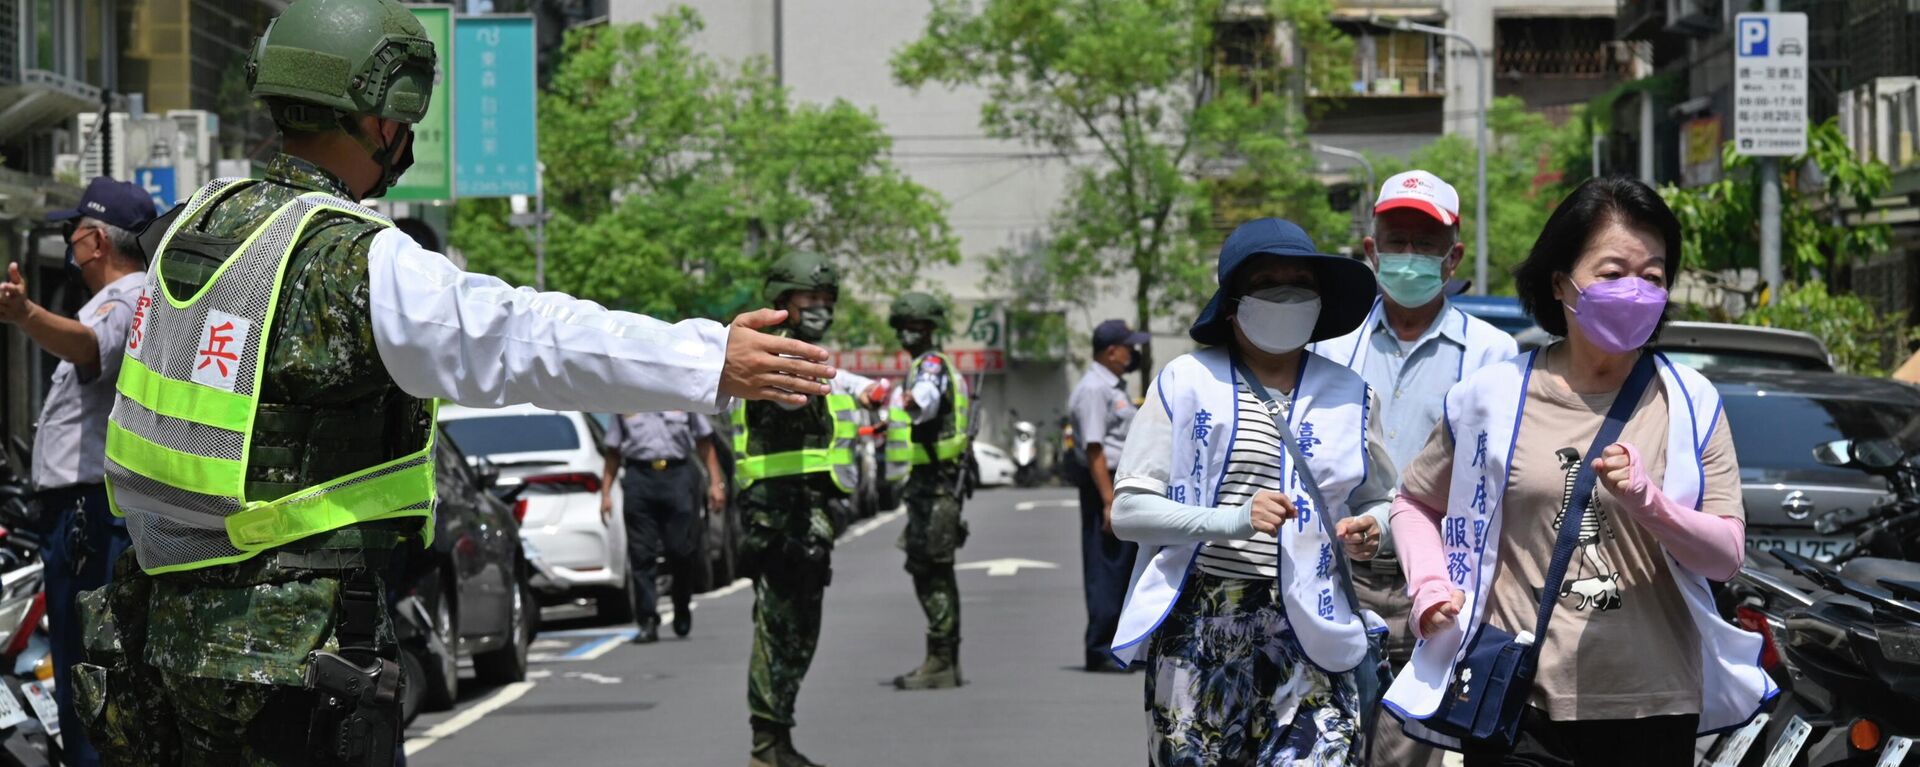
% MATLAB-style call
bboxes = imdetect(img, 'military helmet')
[889,291,947,329]
[248,0,437,131]
[763,251,840,304]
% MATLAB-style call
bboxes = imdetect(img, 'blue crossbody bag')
[1423,352,1656,750]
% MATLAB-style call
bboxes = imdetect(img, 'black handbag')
[1422,352,1657,750]
[1232,356,1394,760]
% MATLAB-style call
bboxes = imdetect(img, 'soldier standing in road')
[734,252,886,767]
[1068,319,1147,673]
[888,292,973,691]
[0,177,155,767]
[600,411,728,644]
[71,1,835,764]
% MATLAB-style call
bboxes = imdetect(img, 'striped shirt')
[1196,384,1291,579]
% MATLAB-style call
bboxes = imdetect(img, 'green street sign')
[388,5,454,201]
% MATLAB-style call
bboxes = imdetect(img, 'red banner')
[832,349,1006,376]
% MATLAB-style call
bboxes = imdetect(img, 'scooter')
[1708,437,1920,767]
[1009,414,1042,488]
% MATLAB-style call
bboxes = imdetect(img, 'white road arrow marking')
[956,558,1059,576]
[1013,499,1078,511]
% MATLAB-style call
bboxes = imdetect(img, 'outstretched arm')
[367,229,834,413]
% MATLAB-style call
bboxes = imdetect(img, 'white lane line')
[571,632,632,662]
[1013,499,1077,511]
[843,508,905,541]
[404,680,536,756]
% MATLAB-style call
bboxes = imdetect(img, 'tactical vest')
[908,351,970,465]
[103,179,436,575]
[883,406,912,488]
[732,393,859,494]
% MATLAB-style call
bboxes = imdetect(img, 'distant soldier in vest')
[735,252,887,767]
[73,1,835,764]
[888,292,973,691]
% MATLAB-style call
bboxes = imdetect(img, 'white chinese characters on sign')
[1733,13,1809,157]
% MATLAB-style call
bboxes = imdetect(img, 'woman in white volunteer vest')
[1382,176,1774,765]
[1109,218,1400,765]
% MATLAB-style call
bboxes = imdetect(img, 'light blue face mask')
[1376,253,1446,308]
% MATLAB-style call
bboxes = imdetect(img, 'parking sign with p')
[1739,17,1768,56]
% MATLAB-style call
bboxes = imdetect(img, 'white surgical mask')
[1232,286,1321,354]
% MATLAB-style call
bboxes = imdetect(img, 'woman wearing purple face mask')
[1380,177,1769,766]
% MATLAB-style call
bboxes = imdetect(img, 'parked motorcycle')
[1709,437,1920,767]
[0,446,56,766]
[1009,414,1042,488]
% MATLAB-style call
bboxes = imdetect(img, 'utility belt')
[625,457,690,472]
[25,482,105,538]
[262,521,413,573]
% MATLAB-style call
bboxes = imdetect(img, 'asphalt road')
[404,486,1143,766]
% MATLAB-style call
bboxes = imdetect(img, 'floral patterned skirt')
[1145,571,1359,767]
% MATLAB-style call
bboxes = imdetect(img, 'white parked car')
[439,404,637,622]
[972,441,1016,488]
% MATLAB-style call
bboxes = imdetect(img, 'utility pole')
[1384,17,1489,295]
[1757,0,1784,300]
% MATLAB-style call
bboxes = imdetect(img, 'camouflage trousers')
[739,478,840,728]
[74,547,399,766]
[899,464,966,643]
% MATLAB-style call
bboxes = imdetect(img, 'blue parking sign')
[135,167,176,209]
[1738,17,1768,57]
[453,16,539,198]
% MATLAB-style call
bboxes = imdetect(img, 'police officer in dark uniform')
[601,412,727,643]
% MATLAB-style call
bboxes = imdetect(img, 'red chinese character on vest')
[197,321,240,377]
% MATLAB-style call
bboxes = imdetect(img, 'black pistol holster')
[304,573,400,767]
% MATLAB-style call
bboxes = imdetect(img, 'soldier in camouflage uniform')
[73,1,835,764]
[888,292,973,691]
[735,252,886,767]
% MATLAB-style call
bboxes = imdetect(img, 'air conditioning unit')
[1665,0,1720,37]
[167,110,218,192]
[75,112,132,182]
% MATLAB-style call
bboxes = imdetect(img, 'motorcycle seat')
[1842,558,1920,591]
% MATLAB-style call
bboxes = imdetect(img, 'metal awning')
[0,70,101,144]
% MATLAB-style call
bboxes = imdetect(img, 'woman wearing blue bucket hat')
[1108,218,1400,765]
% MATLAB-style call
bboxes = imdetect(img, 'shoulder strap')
[1231,355,1367,616]
[1529,352,1657,641]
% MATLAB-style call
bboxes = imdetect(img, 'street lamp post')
[1376,16,1489,295]
[1312,143,1377,231]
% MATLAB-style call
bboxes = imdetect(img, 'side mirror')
[1813,440,1853,467]
[473,456,501,489]
[1853,439,1904,470]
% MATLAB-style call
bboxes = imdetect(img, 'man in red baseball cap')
[1310,169,1519,767]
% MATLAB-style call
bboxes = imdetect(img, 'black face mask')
[1124,348,1143,373]
[790,305,834,342]
[897,328,931,354]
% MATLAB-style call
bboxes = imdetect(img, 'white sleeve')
[1113,379,1174,496]
[367,228,731,414]
[831,370,877,398]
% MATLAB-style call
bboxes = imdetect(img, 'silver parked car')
[1655,321,1834,373]
[1711,369,1920,561]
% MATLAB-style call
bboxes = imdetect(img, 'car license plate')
[20,683,55,738]
[1763,715,1814,767]
[1880,736,1912,767]
[1710,713,1770,767]
[1748,534,1848,562]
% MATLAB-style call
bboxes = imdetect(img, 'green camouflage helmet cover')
[763,251,840,304]
[248,0,436,131]
[889,291,947,329]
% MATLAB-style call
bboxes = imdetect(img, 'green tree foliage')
[1660,118,1892,284]
[452,9,959,346]
[1364,97,1592,295]
[1736,282,1914,376]
[892,0,1352,368]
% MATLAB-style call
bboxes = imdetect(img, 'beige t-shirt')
[1400,349,1743,720]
